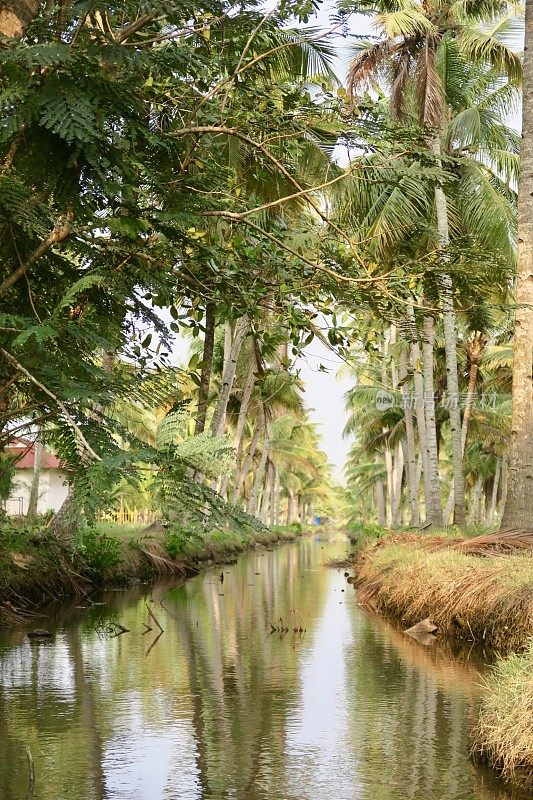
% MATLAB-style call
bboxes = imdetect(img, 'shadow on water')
[0,535,527,800]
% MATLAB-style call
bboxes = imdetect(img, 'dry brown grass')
[354,539,533,652]
[472,640,533,791]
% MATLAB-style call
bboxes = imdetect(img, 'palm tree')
[343,13,519,523]
[501,0,533,528]
[347,0,520,525]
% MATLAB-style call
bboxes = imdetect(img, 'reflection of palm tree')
[343,611,485,800]
[65,627,106,800]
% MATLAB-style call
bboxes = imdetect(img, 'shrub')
[164,527,191,559]
[80,530,122,575]
[348,521,387,543]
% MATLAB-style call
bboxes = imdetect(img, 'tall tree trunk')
[247,427,271,518]
[272,467,280,525]
[422,315,443,524]
[286,491,295,524]
[500,455,509,520]
[501,0,533,529]
[391,441,404,527]
[468,476,483,526]
[195,302,215,435]
[432,138,466,526]
[259,461,273,524]
[211,316,248,436]
[461,348,480,454]
[384,446,394,526]
[300,497,306,524]
[443,350,480,521]
[375,478,386,526]
[0,0,41,37]
[231,409,264,506]
[410,335,432,521]
[223,321,232,374]
[26,437,43,518]
[47,483,79,539]
[380,334,394,525]
[218,354,256,498]
[400,347,420,526]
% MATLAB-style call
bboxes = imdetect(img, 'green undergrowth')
[162,523,303,561]
[472,641,533,791]
[0,516,306,620]
[353,536,533,652]
[0,517,84,612]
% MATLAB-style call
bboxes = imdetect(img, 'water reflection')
[0,537,526,800]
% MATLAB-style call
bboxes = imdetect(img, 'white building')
[4,439,69,516]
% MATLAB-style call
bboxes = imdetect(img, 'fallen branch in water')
[145,629,163,656]
[25,745,35,798]
[146,603,164,633]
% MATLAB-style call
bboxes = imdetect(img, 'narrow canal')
[0,534,526,799]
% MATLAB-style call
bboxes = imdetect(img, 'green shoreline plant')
[472,641,533,792]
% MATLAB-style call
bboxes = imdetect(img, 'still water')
[0,535,526,800]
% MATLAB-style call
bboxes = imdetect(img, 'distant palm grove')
[0,0,532,535]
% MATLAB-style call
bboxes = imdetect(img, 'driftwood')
[25,745,35,799]
[404,618,438,646]
[27,629,52,639]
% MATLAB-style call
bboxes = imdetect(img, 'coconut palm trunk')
[259,461,273,524]
[266,463,276,525]
[422,315,443,524]
[468,476,484,526]
[400,348,420,526]
[231,409,264,506]
[375,478,386,526]
[247,426,271,517]
[500,0,533,529]
[384,447,394,525]
[443,343,481,521]
[0,0,41,37]
[272,467,280,525]
[461,341,481,453]
[500,455,509,516]
[489,459,501,526]
[26,437,43,518]
[210,316,248,436]
[218,355,256,498]
[391,441,404,527]
[286,491,295,524]
[410,337,432,520]
[432,139,467,526]
[195,302,215,435]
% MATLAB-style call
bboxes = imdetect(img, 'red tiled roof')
[7,439,62,469]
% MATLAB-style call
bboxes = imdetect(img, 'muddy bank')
[0,523,306,624]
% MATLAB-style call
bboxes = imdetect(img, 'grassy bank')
[351,528,533,792]
[0,519,307,623]
[353,532,533,652]
[472,641,533,792]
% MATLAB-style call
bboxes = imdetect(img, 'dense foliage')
[0,0,531,534]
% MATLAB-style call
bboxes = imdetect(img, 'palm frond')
[415,42,444,126]
[375,8,437,39]
[457,28,523,85]
[347,39,395,97]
